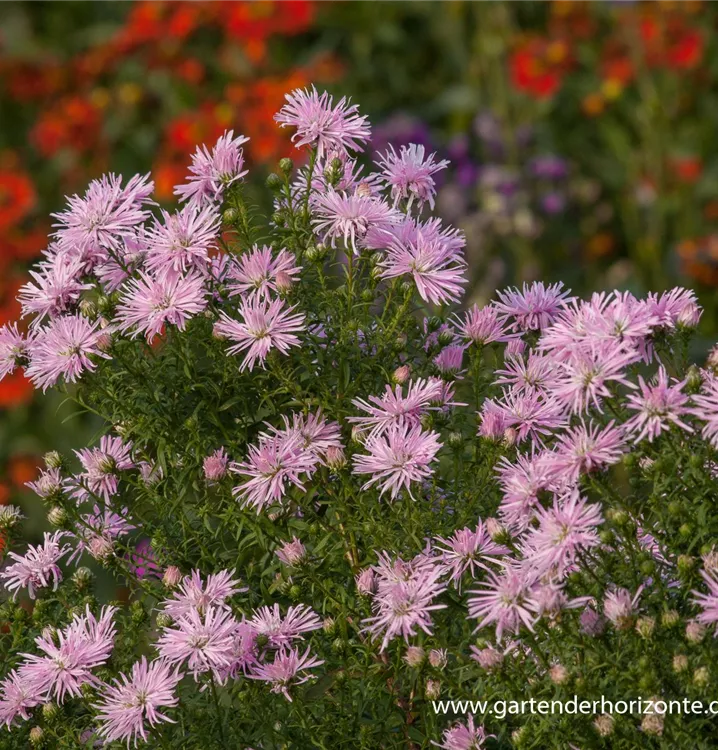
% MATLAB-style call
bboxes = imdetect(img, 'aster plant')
[1,87,718,750]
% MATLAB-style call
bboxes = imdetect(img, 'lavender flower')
[1,531,71,599]
[0,323,27,379]
[203,448,230,481]
[73,435,134,501]
[494,281,573,332]
[625,367,692,442]
[227,245,301,301]
[378,143,448,210]
[161,569,244,618]
[250,646,324,701]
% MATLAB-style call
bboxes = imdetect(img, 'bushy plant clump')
[1,87,718,750]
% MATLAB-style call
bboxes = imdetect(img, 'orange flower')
[30,96,102,157]
[0,170,35,231]
[509,37,571,100]
[0,370,33,409]
[8,455,40,488]
[670,156,702,184]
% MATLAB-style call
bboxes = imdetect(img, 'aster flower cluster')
[2,88,718,750]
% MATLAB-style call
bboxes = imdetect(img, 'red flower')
[671,156,703,184]
[0,171,35,231]
[509,38,570,100]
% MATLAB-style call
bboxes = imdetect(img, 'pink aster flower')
[433,716,492,750]
[0,669,43,729]
[25,314,110,391]
[544,420,625,485]
[693,570,718,630]
[378,143,449,210]
[260,409,343,461]
[215,297,305,372]
[521,492,603,576]
[203,447,229,481]
[362,558,446,650]
[52,173,154,260]
[456,304,517,346]
[274,86,371,159]
[352,422,442,500]
[434,345,465,375]
[692,375,718,448]
[603,586,642,629]
[276,536,306,567]
[495,352,560,396]
[18,253,90,327]
[467,566,539,641]
[379,230,467,306]
[0,323,28,379]
[161,569,245,619]
[435,522,508,587]
[73,435,134,501]
[348,377,444,438]
[26,467,63,500]
[68,505,135,564]
[94,657,182,747]
[19,606,116,703]
[625,367,692,442]
[551,342,639,414]
[486,390,567,447]
[647,287,700,328]
[494,281,573,332]
[227,245,301,301]
[250,604,322,649]
[145,203,220,278]
[312,190,399,254]
[116,270,207,342]
[231,432,318,511]
[175,129,249,206]
[94,229,149,292]
[250,646,324,701]
[1,531,70,599]
[496,453,554,531]
[157,606,238,680]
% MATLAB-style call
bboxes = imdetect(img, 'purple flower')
[352,422,442,500]
[25,314,111,391]
[378,143,449,210]
[161,569,244,619]
[435,522,508,587]
[250,646,324,701]
[693,570,718,630]
[362,555,446,651]
[215,297,305,372]
[312,190,399,254]
[496,453,553,531]
[468,566,539,641]
[0,323,27,379]
[261,410,343,462]
[276,536,306,567]
[128,538,161,580]
[540,192,566,215]
[275,86,371,159]
[116,270,208,342]
[625,367,692,442]
[348,377,444,438]
[68,505,135,564]
[94,657,182,746]
[494,282,573,332]
[0,669,43,729]
[456,304,516,346]
[203,448,230,482]
[145,203,220,278]
[0,531,70,599]
[52,173,154,261]
[544,420,625,485]
[433,716,492,750]
[692,375,718,448]
[19,606,116,703]
[18,253,90,327]
[433,345,465,375]
[157,606,239,680]
[495,352,560,396]
[250,603,322,649]
[227,245,301,301]
[72,435,134,502]
[647,287,701,329]
[175,130,249,206]
[231,432,318,512]
[530,155,569,180]
[484,390,567,447]
[603,586,642,629]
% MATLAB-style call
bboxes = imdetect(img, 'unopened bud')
[29,726,44,745]
[549,664,569,685]
[44,451,63,470]
[72,567,93,590]
[403,646,425,667]
[47,506,66,527]
[694,666,710,687]
[156,612,173,629]
[162,566,182,588]
[275,271,293,294]
[428,649,447,669]
[425,679,441,699]
[636,617,655,639]
[279,158,293,174]
[593,714,614,737]
[392,365,410,385]
[325,445,347,470]
[265,173,283,191]
[686,620,707,644]
[662,610,680,627]
[673,654,689,673]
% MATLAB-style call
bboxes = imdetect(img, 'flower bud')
[325,445,347,470]
[636,617,655,639]
[640,712,664,737]
[593,713,614,737]
[0,505,23,530]
[425,679,441,699]
[549,664,569,685]
[677,302,701,328]
[275,270,294,295]
[279,157,294,174]
[694,666,710,687]
[437,330,455,347]
[686,363,703,391]
[29,726,44,745]
[72,567,93,590]
[355,568,376,595]
[428,649,447,669]
[276,537,306,567]
[331,638,345,654]
[265,173,283,191]
[156,612,173,629]
[288,584,302,600]
[89,536,114,561]
[661,610,680,627]
[222,207,238,224]
[686,620,707,644]
[44,451,63,470]
[42,702,58,721]
[351,425,366,445]
[47,506,66,527]
[403,646,425,667]
[162,566,182,589]
[322,617,336,635]
[673,654,689,673]
[392,365,410,385]
[677,554,695,572]
[471,645,503,671]
[79,299,97,319]
[447,432,463,449]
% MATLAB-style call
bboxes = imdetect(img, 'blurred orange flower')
[0,170,36,231]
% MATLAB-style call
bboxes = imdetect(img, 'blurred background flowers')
[1,0,717,518]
